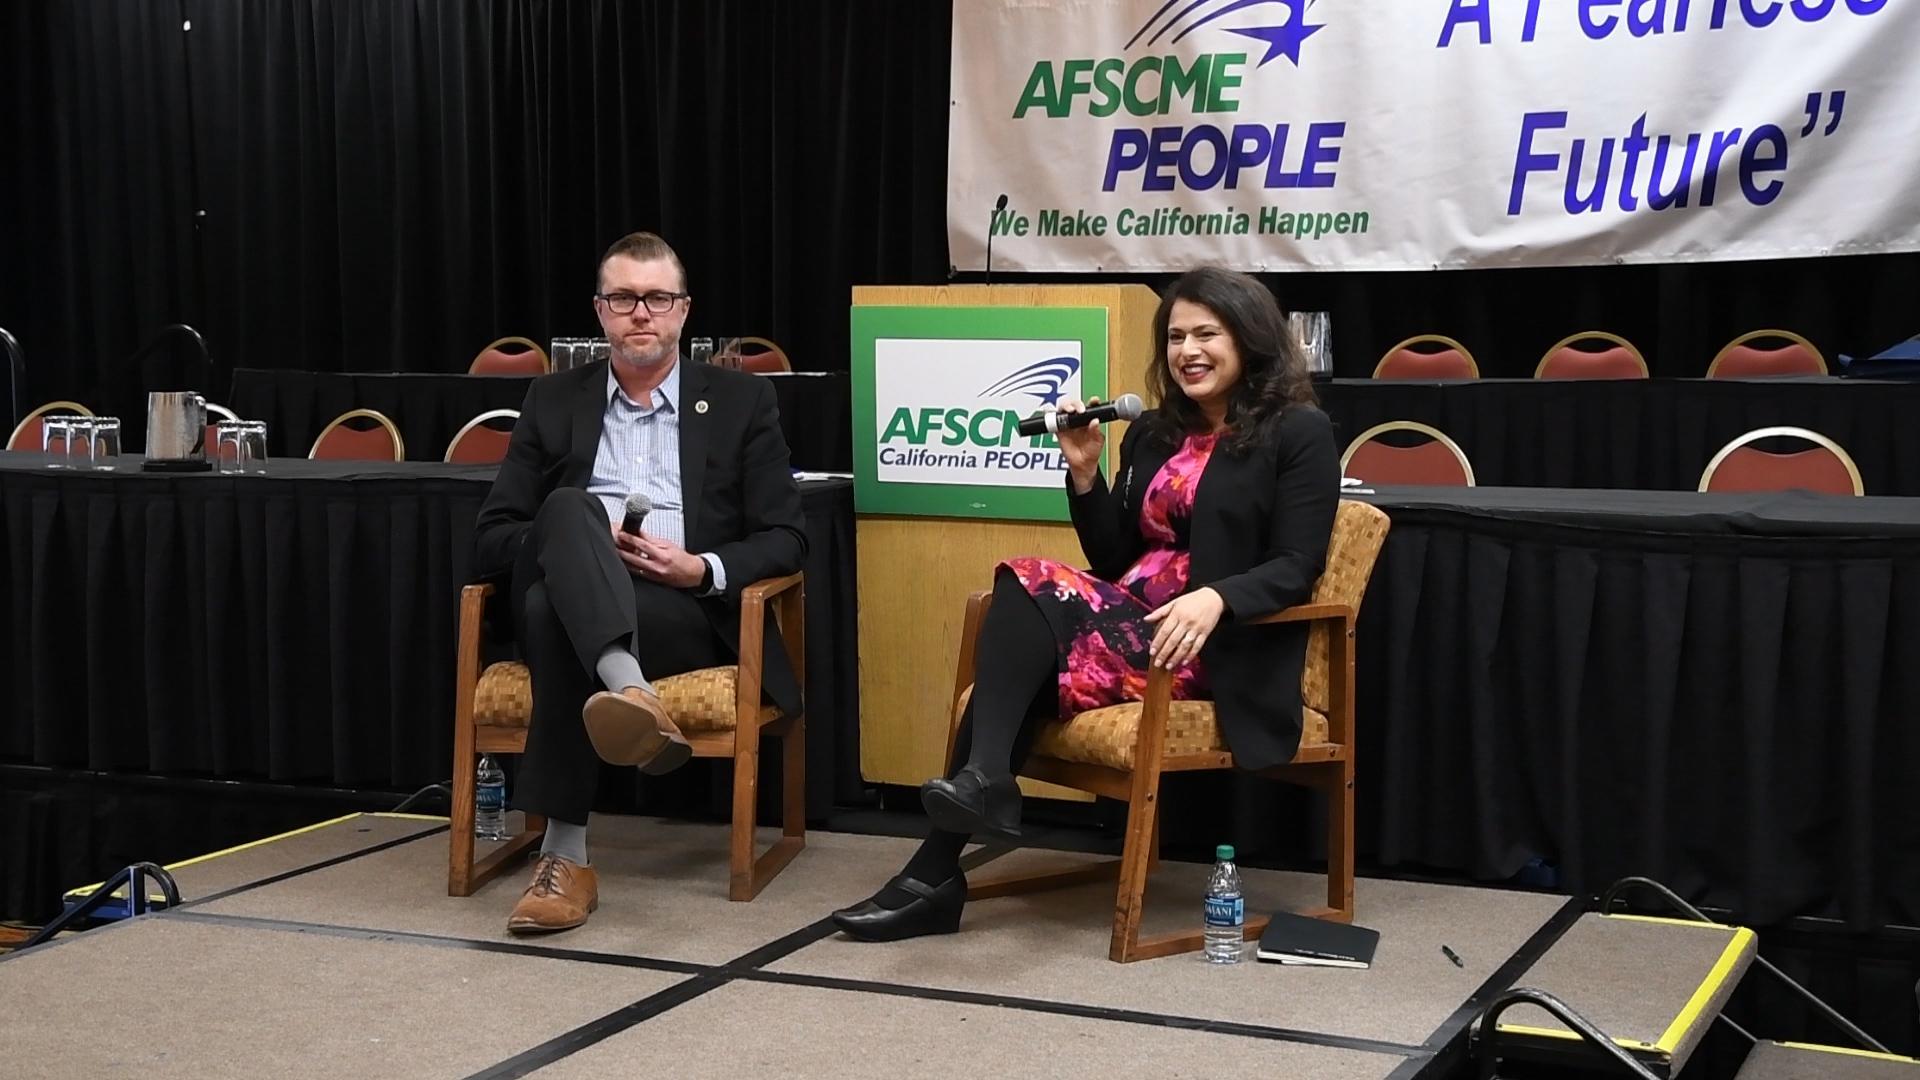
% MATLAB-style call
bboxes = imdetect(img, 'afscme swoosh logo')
[979,356,1080,405]
[1126,0,1324,67]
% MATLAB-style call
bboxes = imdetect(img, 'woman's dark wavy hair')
[1141,266,1316,456]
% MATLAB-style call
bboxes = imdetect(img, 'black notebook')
[1255,912,1379,969]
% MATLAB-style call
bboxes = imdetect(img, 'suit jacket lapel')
[568,363,606,484]
[678,360,710,539]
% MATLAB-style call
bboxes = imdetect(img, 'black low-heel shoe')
[920,764,1024,841]
[830,873,966,942]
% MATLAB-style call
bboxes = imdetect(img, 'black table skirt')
[1352,487,1920,928]
[0,455,859,819]
[227,368,853,473]
[1317,377,1920,496]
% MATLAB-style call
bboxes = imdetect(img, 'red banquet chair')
[1535,331,1650,379]
[469,336,550,377]
[1706,330,1826,378]
[443,409,519,464]
[715,336,792,374]
[1341,421,1475,487]
[1373,335,1479,380]
[309,408,405,461]
[1698,426,1862,496]
[6,400,94,451]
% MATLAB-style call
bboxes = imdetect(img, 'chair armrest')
[457,584,494,708]
[739,572,803,610]
[944,589,995,769]
[736,574,806,705]
[459,583,495,652]
[1245,602,1352,626]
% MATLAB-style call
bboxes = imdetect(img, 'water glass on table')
[89,417,121,470]
[240,420,269,474]
[1288,311,1333,376]
[214,420,246,474]
[41,416,76,468]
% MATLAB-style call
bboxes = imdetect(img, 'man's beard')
[613,331,677,368]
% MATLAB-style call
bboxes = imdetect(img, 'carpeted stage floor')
[0,814,1583,1079]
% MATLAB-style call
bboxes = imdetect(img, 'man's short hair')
[598,231,687,293]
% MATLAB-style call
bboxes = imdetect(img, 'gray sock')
[594,645,653,695]
[540,818,589,866]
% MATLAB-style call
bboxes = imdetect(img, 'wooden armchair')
[449,573,806,901]
[949,500,1390,962]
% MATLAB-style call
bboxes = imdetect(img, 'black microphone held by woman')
[1016,393,1144,437]
[831,266,1342,943]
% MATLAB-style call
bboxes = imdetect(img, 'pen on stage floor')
[1442,944,1464,968]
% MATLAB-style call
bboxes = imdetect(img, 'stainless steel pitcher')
[145,391,207,460]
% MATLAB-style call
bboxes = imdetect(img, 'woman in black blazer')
[833,267,1340,942]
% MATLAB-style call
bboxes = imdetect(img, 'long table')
[1317,376,1920,495]
[1349,486,1916,927]
[0,455,859,819]
[227,368,854,473]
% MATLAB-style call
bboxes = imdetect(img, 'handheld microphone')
[621,492,651,536]
[1016,393,1144,437]
[985,193,1008,283]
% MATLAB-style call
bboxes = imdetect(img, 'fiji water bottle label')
[477,787,504,811]
[1204,896,1244,928]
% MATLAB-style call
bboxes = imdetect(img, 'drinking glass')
[591,340,610,366]
[214,420,245,474]
[1288,311,1334,376]
[689,336,714,366]
[241,421,269,474]
[89,417,122,470]
[41,416,75,468]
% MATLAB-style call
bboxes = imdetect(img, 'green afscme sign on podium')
[851,306,1109,522]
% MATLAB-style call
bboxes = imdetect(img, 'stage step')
[1735,1041,1920,1079]
[1489,913,1756,1076]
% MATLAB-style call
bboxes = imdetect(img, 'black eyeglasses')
[596,291,688,315]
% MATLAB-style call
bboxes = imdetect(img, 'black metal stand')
[1473,988,1662,1080]
[1599,875,1891,1056]
[19,862,183,951]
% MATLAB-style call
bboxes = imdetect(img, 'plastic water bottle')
[475,755,508,840]
[1204,844,1245,964]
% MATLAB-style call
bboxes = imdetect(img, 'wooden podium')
[851,283,1161,790]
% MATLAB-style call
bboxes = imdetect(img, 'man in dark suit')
[473,231,806,934]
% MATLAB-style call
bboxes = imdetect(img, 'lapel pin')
[695,400,709,414]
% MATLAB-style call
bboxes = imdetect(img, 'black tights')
[896,571,1057,892]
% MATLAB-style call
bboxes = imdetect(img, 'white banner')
[949,0,1920,272]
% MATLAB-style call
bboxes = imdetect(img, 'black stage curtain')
[6,0,1919,422]
[2,0,952,410]
[0,460,861,815]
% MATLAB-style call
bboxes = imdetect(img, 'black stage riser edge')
[177,824,449,911]
[1385,896,1588,1080]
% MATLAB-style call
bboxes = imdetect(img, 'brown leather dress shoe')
[507,854,599,935]
[582,687,691,774]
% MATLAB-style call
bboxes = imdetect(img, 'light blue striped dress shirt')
[586,360,726,594]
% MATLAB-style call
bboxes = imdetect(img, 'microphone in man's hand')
[1016,393,1144,437]
[621,492,651,536]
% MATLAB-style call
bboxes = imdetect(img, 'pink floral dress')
[1002,432,1217,717]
